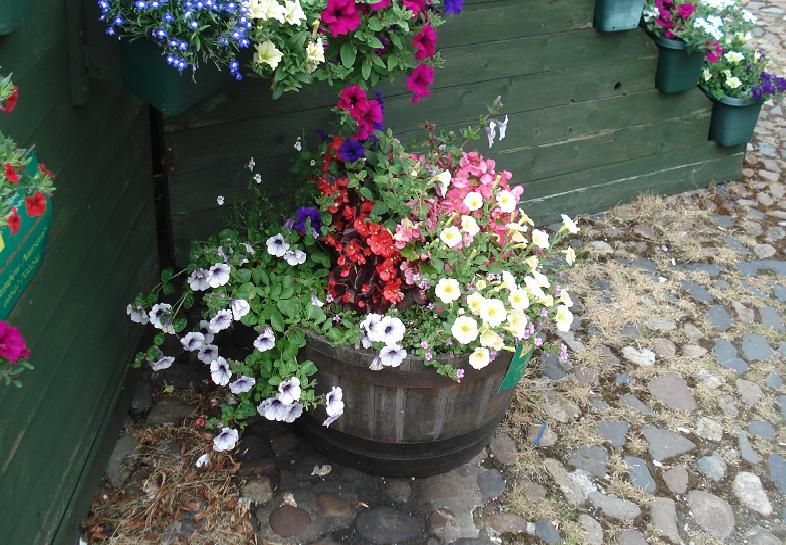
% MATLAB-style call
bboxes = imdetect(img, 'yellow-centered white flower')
[463,191,483,212]
[507,311,528,338]
[559,290,573,307]
[439,226,463,248]
[565,247,576,266]
[555,304,573,332]
[461,215,479,237]
[467,292,485,315]
[452,316,479,344]
[501,270,517,291]
[725,76,742,89]
[525,255,539,270]
[480,298,507,328]
[496,190,516,213]
[531,229,550,249]
[283,0,306,24]
[305,39,325,66]
[435,278,461,304]
[560,214,579,234]
[248,0,286,22]
[254,40,283,69]
[508,288,530,311]
[480,329,504,351]
[475,278,487,290]
[724,50,744,63]
[468,346,491,369]
[532,270,550,289]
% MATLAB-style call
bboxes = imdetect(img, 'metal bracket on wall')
[65,0,89,106]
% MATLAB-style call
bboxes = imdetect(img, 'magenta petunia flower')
[0,321,30,364]
[407,64,434,104]
[677,2,694,18]
[412,24,437,60]
[321,0,361,38]
[403,0,427,15]
[369,0,391,10]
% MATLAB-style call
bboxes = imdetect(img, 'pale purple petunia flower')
[208,263,231,288]
[210,357,231,386]
[209,309,233,333]
[253,327,276,352]
[258,395,291,421]
[485,119,497,148]
[181,331,205,352]
[230,299,250,321]
[127,304,149,324]
[188,268,211,291]
[229,375,256,394]
[310,292,325,308]
[284,249,307,266]
[278,377,301,405]
[148,303,172,330]
[212,427,238,452]
[198,343,219,364]
[151,355,175,371]
[198,320,215,344]
[266,234,290,257]
[371,316,405,345]
[379,344,407,367]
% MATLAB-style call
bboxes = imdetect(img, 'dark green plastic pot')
[0,0,33,35]
[594,0,645,31]
[120,39,232,116]
[706,93,763,147]
[653,35,704,93]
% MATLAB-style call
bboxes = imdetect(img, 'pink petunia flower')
[407,64,434,104]
[0,321,30,364]
[321,0,361,38]
[412,24,437,61]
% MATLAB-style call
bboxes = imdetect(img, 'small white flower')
[210,357,232,386]
[253,326,276,352]
[230,299,250,321]
[531,229,550,249]
[430,170,452,196]
[247,156,256,171]
[439,226,463,248]
[209,309,233,333]
[485,119,497,148]
[208,263,231,288]
[188,268,211,291]
[212,427,238,452]
[508,288,529,311]
[508,311,528,338]
[501,270,517,291]
[468,346,491,370]
[725,76,742,89]
[293,136,302,151]
[559,290,573,307]
[217,195,225,206]
[254,39,283,69]
[181,331,205,352]
[284,249,307,266]
[724,50,744,64]
[151,355,175,371]
[461,215,479,237]
[148,303,172,329]
[532,270,551,289]
[480,329,504,351]
[195,453,211,468]
[467,291,485,315]
[742,9,757,23]
[266,234,290,257]
[480,298,507,328]
[310,292,325,308]
[463,191,484,212]
[451,316,479,344]
[127,303,149,325]
[496,190,517,213]
[378,344,407,367]
[305,38,325,67]
[248,0,286,22]
[229,375,256,394]
[283,0,306,25]
[560,214,579,234]
[253,173,262,184]
[370,316,406,345]
[278,377,302,405]
[198,344,219,364]
[497,114,509,140]
[565,247,576,266]
[435,278,462,304]
[555,304,574,332]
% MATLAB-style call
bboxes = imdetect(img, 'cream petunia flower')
[496,190,516,213]
[451,316,479,344]
[467,292,485,315]
[525,255,539,270]
[248,0,286,22]
[480,298,507,328]
[501,270,517,291]
[565,247,576,266]
[555,304,573,332]
[439,226,463,248]
[461,215,479,237]
[468,346,491,370]
[559,290,573,307]
[283,0,306,25]
[560,214,579,234]
[480,329,504,351]
[531,229,550,249]
[435,278,461,304]
[305,38,325,66]
[507,311,528,338]
[463,191,483,212]
[254,40,283,69]
[508,288,529,311]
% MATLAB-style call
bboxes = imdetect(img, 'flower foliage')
[0,320,32,388]
[97,0,457,100]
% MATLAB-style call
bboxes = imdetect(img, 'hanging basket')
[0,156,52,320]
[593,0,645,32]
[652,35,704,93]
[705,93,763,147]
[0,0,33,36]
[120,39,233,117]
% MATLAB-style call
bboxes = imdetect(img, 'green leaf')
[340,43,357,68]
[361,58,372,80]
[358,186,374,200]
[277,298,301,319]
[270,311,285,332]
[370,201,389,216]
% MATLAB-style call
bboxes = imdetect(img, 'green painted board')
[499,345,532,392]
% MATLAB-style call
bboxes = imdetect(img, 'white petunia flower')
[188,268,211,291]
[254,39,283,69]
[378,344,407,367]
[724,50,744,64]
[435,278,461,304]
[323,386,344,427]
[198,343,219,364]
[148,303,172,329]
[230,299,251,321]
[181,331,205,352]
[127,303,149,325]
[725,76,742,89]
[439,226,463,248]
[278,377,302,405]
[305,38,325,68]
[210,357,232,386]
[253,173,262,184]
[702,68,712,81]
[217,195,225,206]
[480,298,507,328]
[266,233,290,257]
[507,311,528,339]
[559,290,573,307]
[431,170,452,196]
[310,292,325,307]
[208,263,231,288]
[451,316,479,344]
[253,326,276,352]
[258,395,302,422]
[195,453,211,468]
[284,249,307,266]
[467,292,485,315]
[497,114,509,140]
[565,247,576,266]
[360,313,384,340]
[209,309,233,333]
[501,270,517,291]
[212,427,239,452]
[480,329,504,351]
[461,215,479,237]
[496,190,517,213]
[532,270,551,289]
[531,229,550,249]
[508,288,530,311]
[151,355,175,371]
[198,320,215,344]
[525,255,539,270]
[248,0,286,22]
[463,191,483,212]
[283,0,306,25]
[229,375,256,394]
[370,316,406,345]
[468,346,491,370]
[555,304,574,332]
[560,214,579,234]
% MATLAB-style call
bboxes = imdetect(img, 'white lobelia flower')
[496,190,517,213]
[278,377,302,405]
[451,316,479,344]
[555,304,574,332]
[560,214,579,234]
[564,247,576,266]
[127,304,149,325]
[305,38,325,67]
[480,329,504,350]
[229,375,256,394]
[431,170,452,196]
[508,288,530,311]
[371,316,406,345]
[198,343,219,364]
[463,191,484,212]
[151,355,175,371]
[181,331,206,352]
[501,270,517,291]
[230,299,251,321]
[217,195,225,206]
[310,292,325,307]
[468,346,491,370]
[284,249,307,266]
[507,310,528,338]
[266,233,290,257]
[378,344,407,367]
[212,427,239,452]
[322,386,344,427]
[254,39,283,69]
[198,319,215,344]
[531,229,550,249]
[439,226,463,248]
[480,298,507,328]
[435,278,461,304]
[461,215,479,237]
[254,326,276,352]
[188,268,211,291]
[248,0,286,22]
[467,292,485,315]
[195,453,211,468]
[148,303,172,329]
[208,263,231,288]
[209,309,233,333]
[283,0,306,25]
[210,357,232,386]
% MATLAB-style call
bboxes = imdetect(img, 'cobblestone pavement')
[84,2,786,544]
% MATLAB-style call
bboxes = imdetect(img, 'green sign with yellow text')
[499,344,532,392]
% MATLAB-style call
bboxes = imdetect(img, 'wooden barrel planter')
[298,331,530,477]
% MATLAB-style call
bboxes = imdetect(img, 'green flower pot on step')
[653,35,704,93]
[594,0,645,32]
[705,93,763,147]
[0,0,33,35]
[120,39,232,116]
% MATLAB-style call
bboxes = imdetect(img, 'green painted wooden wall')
[163,0,744,263]
[0,2,156,544]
